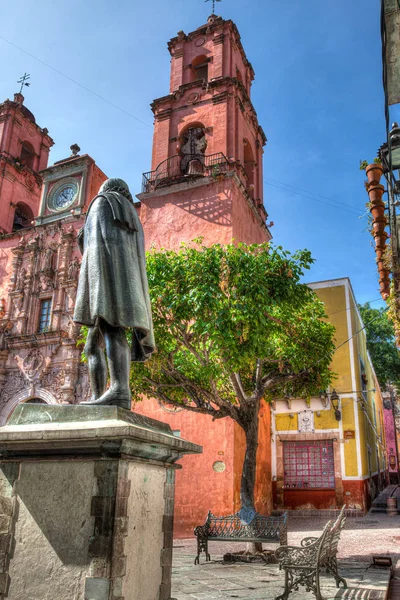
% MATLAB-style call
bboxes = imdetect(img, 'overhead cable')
[0,34,152,128]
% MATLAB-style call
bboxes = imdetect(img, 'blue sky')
[0,0,393,306]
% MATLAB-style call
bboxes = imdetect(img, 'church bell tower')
[0,93,53,234]
[137,13,272,249]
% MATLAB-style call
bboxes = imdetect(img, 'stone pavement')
[172,556,390,599]
[172,513,400,599]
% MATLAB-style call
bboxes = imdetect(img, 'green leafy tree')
[130,242,335,510]
[358,302,400,389]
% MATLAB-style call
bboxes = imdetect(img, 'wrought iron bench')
[194,510,288,565]
[274,506,347,600]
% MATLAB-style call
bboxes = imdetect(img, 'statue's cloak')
[73,191,155,361]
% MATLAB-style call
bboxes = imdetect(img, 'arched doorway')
[24,398,47,404]
[0,388,57,425]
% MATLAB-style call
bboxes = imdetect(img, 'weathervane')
[17,73,31,94]
[205,0,221,14]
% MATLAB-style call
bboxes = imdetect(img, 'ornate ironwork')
[194,510,288,565]
[274,506,347,600]
[141,152,230,193]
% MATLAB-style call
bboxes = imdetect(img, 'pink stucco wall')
[138,175,270,251]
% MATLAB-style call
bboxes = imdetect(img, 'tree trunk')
[240,402,263,553]
[240,404,259,510]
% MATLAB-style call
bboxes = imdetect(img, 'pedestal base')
[0,405,201,600]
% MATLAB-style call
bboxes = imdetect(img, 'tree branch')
[261,370,310,392]
[230,372,247,403]
[154,390,227,419]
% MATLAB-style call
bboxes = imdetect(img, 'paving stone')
[172,513,396,599]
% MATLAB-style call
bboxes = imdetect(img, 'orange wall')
[136,398,272,536]
[135,398,237,537]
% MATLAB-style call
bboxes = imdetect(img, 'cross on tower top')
[17,73,31,94]
[205,0,221,14]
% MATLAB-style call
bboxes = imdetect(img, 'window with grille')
[283,440,335,489]
[38,299,52,332]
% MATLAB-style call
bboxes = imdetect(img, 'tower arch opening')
[179,123,207,174]
[20,141,36,170]
[190,55,209,83]
[12,202,34,231]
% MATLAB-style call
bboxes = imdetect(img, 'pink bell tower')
[0,93,53,233]
[136,13,272,249]
[135,13,274,537]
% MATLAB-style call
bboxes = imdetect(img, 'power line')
[0,35,152,128]
[267,177,362,212]
[326,297,383,318]
[264,177,364,217]
[313,303,391,370]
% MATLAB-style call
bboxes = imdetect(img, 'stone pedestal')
[0,405,201,600]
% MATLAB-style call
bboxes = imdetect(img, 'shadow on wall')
[148,187,233,227]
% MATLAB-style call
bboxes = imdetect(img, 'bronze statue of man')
[73,178,155,409]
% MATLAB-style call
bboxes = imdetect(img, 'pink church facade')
[0,92,107,417]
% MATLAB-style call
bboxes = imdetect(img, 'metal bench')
[274,506,347,600]
[193,510,288,565]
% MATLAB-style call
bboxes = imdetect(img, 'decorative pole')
[17,73,31,94]
[205,0,221,14]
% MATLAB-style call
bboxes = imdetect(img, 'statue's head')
[99,178,133,201]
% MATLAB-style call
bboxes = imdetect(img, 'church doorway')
[24,398,47,404]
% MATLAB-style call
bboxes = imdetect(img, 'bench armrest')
[194,525,208,539]
[275,543,318,565]
[301,536,319,547]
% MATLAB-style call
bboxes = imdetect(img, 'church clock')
[48,179,79,212]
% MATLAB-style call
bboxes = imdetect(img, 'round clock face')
[49,180,78,212]
[54,186,76,209]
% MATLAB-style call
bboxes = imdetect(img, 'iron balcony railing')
[141,152,230,193]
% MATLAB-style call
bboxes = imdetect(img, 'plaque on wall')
[344,430,355,439]
[212,461,226,472]
[298,410,314,433]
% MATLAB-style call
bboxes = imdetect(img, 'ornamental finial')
[205,0,221,15]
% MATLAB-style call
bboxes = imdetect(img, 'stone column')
[0,405,201,600]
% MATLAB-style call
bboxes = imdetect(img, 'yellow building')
[272,278,388,513]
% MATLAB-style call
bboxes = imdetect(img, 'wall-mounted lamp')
[330,389,341,421]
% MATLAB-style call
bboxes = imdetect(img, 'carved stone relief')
[67,258,80,282]
[76,363,91,402]
[16,268,26,291]
[13,348,50,383]
[0,371,26,403]
[298,410,315,433]
[41,367,63,401]
[2,222,82,404]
